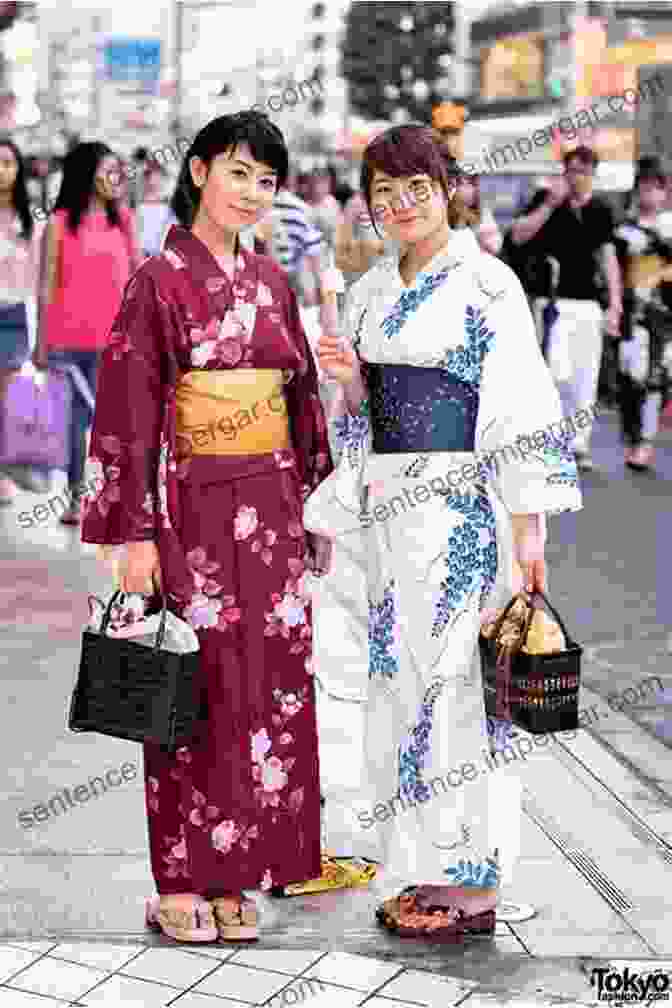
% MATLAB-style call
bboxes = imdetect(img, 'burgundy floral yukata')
[81,225,333,897]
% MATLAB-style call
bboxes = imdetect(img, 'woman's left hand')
[511,514,546,594]
[307,533,332,577]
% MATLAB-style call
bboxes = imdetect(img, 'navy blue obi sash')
[367,363,479,454]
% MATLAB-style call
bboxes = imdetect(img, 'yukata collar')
[164,224,257,302]
[391,226,480,287]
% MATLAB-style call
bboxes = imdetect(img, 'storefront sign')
[480,33,545,101]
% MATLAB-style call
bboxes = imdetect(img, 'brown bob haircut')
[360,124,472,235]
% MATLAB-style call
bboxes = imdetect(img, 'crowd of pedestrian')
[0,98,669,948]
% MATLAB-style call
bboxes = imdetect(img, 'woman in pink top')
[34,141,141,524]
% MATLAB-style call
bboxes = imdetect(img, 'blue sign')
[104,38,161,85]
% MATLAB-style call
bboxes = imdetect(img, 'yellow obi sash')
[175,369,291,455]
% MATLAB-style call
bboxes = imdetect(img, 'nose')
[391,189,418,212]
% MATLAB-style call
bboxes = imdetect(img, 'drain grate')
[524,795,635,915]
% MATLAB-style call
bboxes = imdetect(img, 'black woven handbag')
[480,591,582,735]
[69,591,205,752]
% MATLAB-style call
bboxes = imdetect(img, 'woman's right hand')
[117,541,163,596]
[316,333,357,385]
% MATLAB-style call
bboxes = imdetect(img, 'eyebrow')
[228,157,277,176]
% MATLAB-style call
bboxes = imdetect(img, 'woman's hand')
[511,514,545,593]
[316,333,357,385]
[117,541,162,595]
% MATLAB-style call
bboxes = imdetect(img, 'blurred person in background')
[0,137,47,504]
[456,172,502,256]
[327,162,354,209]
[32,141,142,525]
[304,164,342,258]
[81,110,333,940]
[431,102,467,162]
[613,156,672,472]
[137,159,177,259]
[511,146,622,471]
[336,187,401,286]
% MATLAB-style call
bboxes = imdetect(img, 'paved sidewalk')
[0,412,669,1005]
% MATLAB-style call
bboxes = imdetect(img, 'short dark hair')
[360,124,471,232]
[635,155,668,189]
[170,110,289,228]
[563,145,599,171]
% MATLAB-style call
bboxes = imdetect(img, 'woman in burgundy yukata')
[81,112,334,942]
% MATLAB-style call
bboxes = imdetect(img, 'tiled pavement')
[1,413,671,1005]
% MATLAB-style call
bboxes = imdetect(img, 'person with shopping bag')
[0,137,50,504]
[32,141,142,524]
[80,111,334,942]
[310,125,583,942]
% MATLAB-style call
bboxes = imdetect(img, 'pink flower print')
[239,823,259,852]
[280,692,303,718]
[176,747,192,763]
[184,592,222,630]
[218,338,243,366]
[264,529,277,546]
[253,755,288,794]
[147,776,159,814]
[251,727,272,765]
[190,803,221,828]
[305,656,314,676]
[251,540,262,554]
[171,837,187,860]
[234,505,258,541]
[206,277,227,293]
[261,549,273,567]
[217,313,239,342]
[273,592,307,631]
[260,868,273,891]
[217,600,241,632]
[273,450,295,470]
[163,248,186,270]
[256,281,274,307]
[288,557,305,579]
[278,732,294,746]
[212,820,242,854]
[187,548,222,589]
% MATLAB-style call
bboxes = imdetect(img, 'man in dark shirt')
[511,146,622,470]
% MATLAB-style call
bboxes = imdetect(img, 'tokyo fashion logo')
[590,967,670,1003]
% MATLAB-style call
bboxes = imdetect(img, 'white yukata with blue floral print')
[304,227,582,898]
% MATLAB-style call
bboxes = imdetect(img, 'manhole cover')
[496,901,537,922]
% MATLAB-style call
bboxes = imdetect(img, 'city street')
[0,409,670,1006]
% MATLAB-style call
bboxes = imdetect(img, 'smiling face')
[95,154,124,203]
[189,142,278,235]
[369,169,451,245]
[638,176,667,215]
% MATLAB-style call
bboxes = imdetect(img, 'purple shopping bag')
[0,367,71,469]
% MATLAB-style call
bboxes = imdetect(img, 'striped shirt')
[270,190,323,275]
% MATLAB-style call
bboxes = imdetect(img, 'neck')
[191,207,238,259]
[399,221,452,283]
[90,194,107,213]
[0,190,13,209]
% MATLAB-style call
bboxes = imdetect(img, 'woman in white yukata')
[305,125,583,940]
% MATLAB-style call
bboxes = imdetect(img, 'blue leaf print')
[439,305,496,386]
[398,680,444,802]
[382,269,452,339]
[368,579,399,681]
[432,491,497,639]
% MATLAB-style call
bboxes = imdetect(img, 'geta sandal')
[145,895,218,942]
[211,895,259,941]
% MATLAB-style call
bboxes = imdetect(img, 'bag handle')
[100,589,168,652]
[489,592,529,643]
[525,589,576,648]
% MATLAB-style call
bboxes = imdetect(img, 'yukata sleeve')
[283,284,334,498]
[81,267,170,545]
[476,271,583,517]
